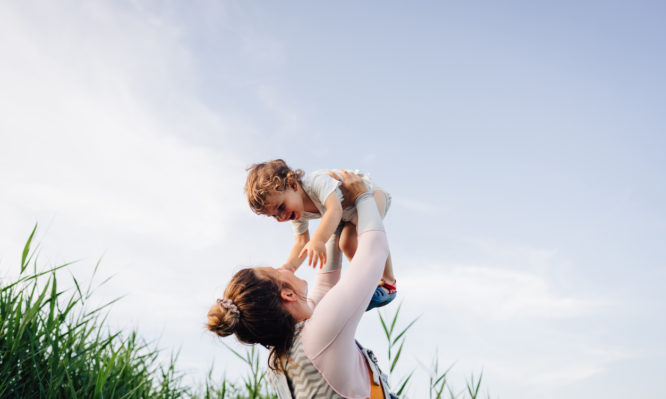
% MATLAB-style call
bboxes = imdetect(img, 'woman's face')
[254,266,312,322]
[256,266,308,298]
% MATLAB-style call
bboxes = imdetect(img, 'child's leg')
[310,227,344,307]
[339,222,357,261]
[321,224,344,273]
[382,251,396,286]
[341,190,395,285]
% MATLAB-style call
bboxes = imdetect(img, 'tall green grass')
[1,227,491,398]
[0,226,186,398]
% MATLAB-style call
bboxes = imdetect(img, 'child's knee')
[338,225,357,258]
[339,240,353,257]
[339,236,352,255]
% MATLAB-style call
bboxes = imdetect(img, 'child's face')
[264,188,304,222]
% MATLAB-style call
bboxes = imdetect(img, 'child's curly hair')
[245,159,304,214]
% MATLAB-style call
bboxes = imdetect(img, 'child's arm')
[283,231,310,271]
[299,192,342,268]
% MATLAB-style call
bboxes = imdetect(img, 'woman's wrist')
[353,191,373,207]
[355,191,385,233]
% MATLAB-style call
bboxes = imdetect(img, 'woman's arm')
[302,171,388,357]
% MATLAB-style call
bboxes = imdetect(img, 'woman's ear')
[280,288,297,302]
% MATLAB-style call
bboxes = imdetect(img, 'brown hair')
[207,268,296,371]
[245,159,304,214]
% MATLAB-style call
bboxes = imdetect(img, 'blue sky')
[1,1,664,398]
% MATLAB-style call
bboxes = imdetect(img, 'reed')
[0,226,186,398]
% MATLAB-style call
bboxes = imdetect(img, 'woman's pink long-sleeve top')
[300,192,389,398]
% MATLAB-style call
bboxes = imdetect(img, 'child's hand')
[299,240,327,269]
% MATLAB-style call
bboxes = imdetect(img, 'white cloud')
[472,346,633,396]
[461,236,560,271]
[393,196,444,215]
[0,0,254,385]
[401,262,606,320]
[387,255,620,397]
[0,1,246,250]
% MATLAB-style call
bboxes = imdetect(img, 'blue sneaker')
[366,280,397,311]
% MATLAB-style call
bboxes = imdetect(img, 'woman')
[207,170,393,399]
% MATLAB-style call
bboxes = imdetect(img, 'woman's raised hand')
[328,170,368,203]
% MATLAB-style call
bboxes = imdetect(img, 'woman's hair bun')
[207,298,241,337]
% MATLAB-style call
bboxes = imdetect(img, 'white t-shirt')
[291,170,373,235]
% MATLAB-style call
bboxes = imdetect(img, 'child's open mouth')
[290,212,295,220]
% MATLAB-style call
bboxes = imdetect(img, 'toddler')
[244,159,396,310]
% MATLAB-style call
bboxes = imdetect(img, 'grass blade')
[20,224,37,273]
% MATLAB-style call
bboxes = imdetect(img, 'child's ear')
[288,178,299,191]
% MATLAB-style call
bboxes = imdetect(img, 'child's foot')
[366,280,397,311]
